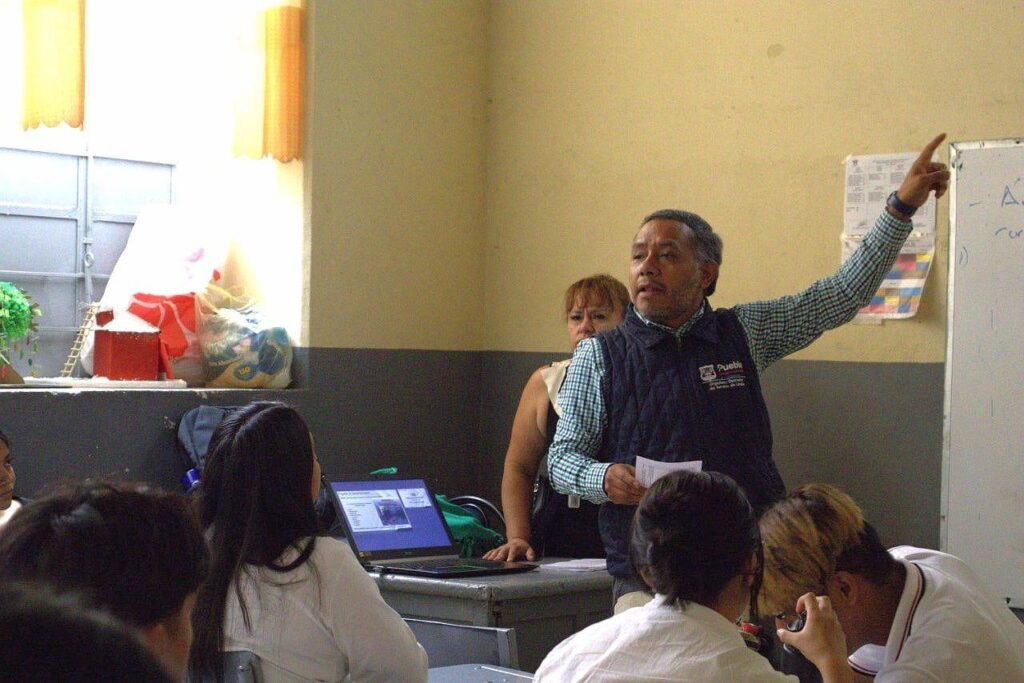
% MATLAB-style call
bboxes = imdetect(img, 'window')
[0,144,175,376]
[0,1,306,386]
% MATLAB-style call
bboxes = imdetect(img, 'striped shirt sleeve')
[547,337,613,504]
[735,211,913,372]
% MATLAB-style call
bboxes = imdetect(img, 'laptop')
[329,478,537,578]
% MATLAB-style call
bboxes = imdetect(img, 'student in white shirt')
[190,402,428,683]
[534,470,853,682]
[759,483,1024,682]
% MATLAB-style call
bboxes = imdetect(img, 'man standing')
[548,135,950,601]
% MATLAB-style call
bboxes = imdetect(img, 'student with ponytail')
[189,402,427,683]
[535,471,851,682]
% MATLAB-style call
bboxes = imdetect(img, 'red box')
[94,329,160,381]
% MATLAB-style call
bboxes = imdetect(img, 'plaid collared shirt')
[549,210,913,503]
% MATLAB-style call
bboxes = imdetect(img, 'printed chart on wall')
[842,152,937,320]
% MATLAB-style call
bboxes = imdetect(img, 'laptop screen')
[330,479,457,561]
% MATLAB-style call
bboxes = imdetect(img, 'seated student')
[0,481,210,681]
[0,583,174,683]
[534,470,852,682]
[0,427,23,527]
[485,274,629,562]
[190,401,428,683]
[759,483,1024,682]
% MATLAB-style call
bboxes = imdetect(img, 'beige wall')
[307,0,489,350]
[483,0,1024,361]
[306,1,1023,360]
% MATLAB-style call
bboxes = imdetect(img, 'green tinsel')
[0,281,42,367]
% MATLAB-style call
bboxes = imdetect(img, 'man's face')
[825,574,869,654]
[630,219,717,328]
[775,573,868,654]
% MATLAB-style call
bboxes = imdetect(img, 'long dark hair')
[0,481,208,629]
[0,583,175,683]
[629,470,763,618]
[190,402,320,680]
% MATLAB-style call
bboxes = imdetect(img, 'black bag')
[176,405,341,535]
[529,463,604,559]
[177,405,231,475]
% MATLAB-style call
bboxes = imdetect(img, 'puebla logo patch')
[698,361,746,391]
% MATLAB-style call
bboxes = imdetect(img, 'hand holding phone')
[775,594,851,683]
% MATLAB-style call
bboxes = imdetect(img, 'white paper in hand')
[634,457,702,488]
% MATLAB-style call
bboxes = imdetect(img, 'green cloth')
[435,495,503,558]
[365,469,502,557]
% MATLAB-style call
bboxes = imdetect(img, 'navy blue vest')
[596,304,784,577]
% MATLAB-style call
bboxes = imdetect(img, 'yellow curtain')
[22,0,85,130]
[234,2,304,162]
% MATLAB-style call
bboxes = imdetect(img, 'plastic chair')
[221,650,263,683]
[405,618,519,669]
[187,650,263,683]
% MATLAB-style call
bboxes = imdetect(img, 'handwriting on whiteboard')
[989,181,1023,241]
[993,227,1024,240]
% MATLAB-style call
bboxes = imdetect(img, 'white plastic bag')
[81,205,228,385]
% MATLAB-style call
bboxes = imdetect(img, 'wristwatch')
[886,190,917,219]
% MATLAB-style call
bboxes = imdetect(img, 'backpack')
[175,405,341,535]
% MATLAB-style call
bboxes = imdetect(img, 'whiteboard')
[942,139,1024,608]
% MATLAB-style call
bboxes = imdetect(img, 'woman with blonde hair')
[485,275,629,562]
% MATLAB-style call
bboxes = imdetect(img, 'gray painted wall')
[1,349,943,549]
[762,360,944,549]
[476,353,944,549]
[1,348,482,500]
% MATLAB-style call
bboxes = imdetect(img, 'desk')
[429,664,533,682]
[373,561,613,671]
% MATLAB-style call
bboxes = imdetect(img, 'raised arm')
[886,133,950,215]
[484,368,550,562]
[736,134,950,371]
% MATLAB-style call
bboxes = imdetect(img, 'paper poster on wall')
[841,236,935,319]
[843,152,937,237]
[841,151,938,320]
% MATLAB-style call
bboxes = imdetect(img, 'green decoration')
[0,281,43,371]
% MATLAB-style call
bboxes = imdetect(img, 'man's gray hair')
[641,209,723,296]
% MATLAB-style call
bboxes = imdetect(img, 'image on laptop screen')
[331,479,455,556]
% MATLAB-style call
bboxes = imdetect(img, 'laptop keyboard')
[398,558,496,571]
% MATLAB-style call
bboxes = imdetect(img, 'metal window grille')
[0,144,175,377]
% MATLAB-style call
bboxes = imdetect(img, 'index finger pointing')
[916,133,947,163]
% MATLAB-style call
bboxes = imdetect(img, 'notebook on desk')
[328,478,537,578]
